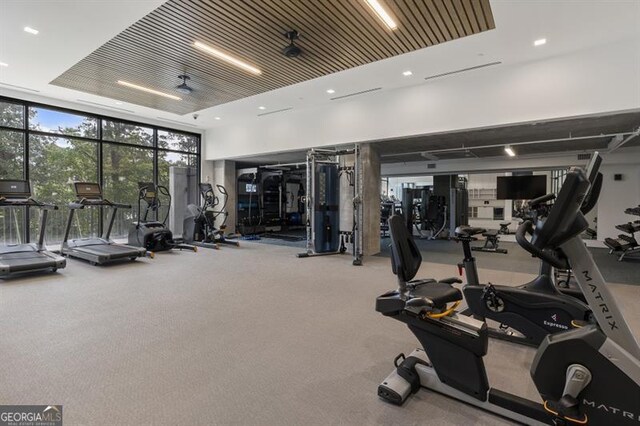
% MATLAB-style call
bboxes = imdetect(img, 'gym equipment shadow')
[377,238,640,286]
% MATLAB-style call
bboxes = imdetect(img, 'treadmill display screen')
[74,182,102,198]
[0,180,31,198]
[138,182,156,200]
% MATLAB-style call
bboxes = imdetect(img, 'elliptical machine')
[183,183,239,249]
[376,154,640,425]
[127,182,197,252]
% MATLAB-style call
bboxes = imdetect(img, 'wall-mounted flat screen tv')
[496,175,547,200]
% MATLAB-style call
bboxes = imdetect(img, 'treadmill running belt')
[0,252,59,272]
[73,244,143,259]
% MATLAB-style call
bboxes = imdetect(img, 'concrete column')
[213,160,237,234]
[201,159,215,186]
[169,166,198,237]
[361,143,381,256]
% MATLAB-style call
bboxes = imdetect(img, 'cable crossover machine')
[297,146,363,266]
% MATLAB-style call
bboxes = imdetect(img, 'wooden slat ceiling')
[51,0,495,115]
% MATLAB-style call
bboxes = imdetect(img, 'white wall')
[205,39,640,160]
[467,173,506,221]
[467,173,497,190]
[597,164,640,243]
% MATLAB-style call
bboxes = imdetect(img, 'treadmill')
[0,180,66,278]
[61,182,149,265]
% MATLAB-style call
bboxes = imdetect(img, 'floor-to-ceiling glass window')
[0,101,26,244]
[0,96,201,247]
[0,130,25,180]
[27,106,101,244]
[29,135,99,244]
[101,119,155,239]
[102,144,154,239]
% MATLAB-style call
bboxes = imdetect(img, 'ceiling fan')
[283,30,302,58]
[176,74,194,95]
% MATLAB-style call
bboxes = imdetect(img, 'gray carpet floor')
[378,238,639,286]
[1,243,639,426]
[253,234,639,285]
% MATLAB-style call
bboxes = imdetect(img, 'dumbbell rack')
[604,205,640,261]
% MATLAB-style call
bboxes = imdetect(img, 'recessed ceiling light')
[0,62,8,67]
[215,117,221,120]
[115,101,123,105]
[117,80,181,100]
[534,38,547,46]
[504,146,516,157]
[326,89,335,94]
[402,70,413,76]
[364,0,398,30]
[193,41,262,75]
[24,26,39,35]
[258,106,266,110]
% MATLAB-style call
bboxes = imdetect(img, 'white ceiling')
[0,0,167,117]
[1,0,639,131]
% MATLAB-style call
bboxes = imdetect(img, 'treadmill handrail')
[0,197,58,210]
[69,197,132,209]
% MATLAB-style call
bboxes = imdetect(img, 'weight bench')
[498,222,511,235]
[471,229,508,254]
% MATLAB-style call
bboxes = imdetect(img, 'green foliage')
[0,102,25,179]
[28,118,99,242]
[0,101,24,128]
[0,131,24,180]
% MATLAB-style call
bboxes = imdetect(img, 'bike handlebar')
[527,193,555,208]
[515,220,566,269]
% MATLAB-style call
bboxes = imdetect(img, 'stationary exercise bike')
[128,182,197,252]
[453,167,603,346]
[454,193,588,347]
[376,155,640,425]
[183,183,239,249]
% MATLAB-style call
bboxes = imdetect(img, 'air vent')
[77,99,135,113]
[330,87,382,101]
[0,82,40,92]
[424,61,502,81]
[577,153,592,160]
[156,117,198,128]
[257,107,293,117]
[427,163,436,169]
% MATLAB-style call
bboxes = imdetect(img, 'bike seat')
[408,281,462,307]
[455,226,486,237]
